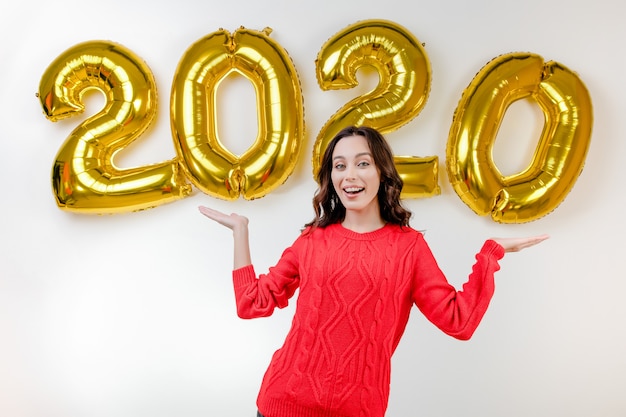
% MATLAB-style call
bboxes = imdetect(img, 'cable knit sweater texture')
[232,222,505,417]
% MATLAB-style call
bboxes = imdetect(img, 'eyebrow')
[333,152,372,160]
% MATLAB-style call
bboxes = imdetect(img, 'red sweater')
[232,223,505,417]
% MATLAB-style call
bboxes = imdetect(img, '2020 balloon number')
[37,20,592,223]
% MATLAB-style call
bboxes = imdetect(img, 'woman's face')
[330,135,381,217]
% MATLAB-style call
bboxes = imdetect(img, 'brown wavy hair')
[305,126,412,229]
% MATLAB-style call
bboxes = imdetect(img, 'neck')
[341,211,386,233]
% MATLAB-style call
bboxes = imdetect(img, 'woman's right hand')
[198,206,252,268]
[198,206,249,231]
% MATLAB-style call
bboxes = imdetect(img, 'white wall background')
[1,0,624,416]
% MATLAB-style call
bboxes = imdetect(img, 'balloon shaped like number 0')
[38,41,192,214]
[314,19,439,198]
[170,27,304,200]
[447,52,593,223]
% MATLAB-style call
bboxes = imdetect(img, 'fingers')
[198,205,221,219]
[530,234,550,244]
[520,234,550,250]
[198,205,232,227]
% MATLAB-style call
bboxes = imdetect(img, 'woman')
[199,126,548,417]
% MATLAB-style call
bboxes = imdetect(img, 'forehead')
[332,135,371,158]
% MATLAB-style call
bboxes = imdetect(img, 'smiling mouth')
[344,187,364,194]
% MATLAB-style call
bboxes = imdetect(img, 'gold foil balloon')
[313,19,438,198]
[38,40,192,214]
[447,52,593,223]
[170,27,304,200]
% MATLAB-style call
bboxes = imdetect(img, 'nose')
[345,165,357,180]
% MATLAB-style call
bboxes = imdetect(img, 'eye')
[334,162,346,170]
[357,160,370,167]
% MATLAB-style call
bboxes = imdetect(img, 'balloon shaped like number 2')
[314,20,439,198]
[447,52,593,223]
[38,41,192,214]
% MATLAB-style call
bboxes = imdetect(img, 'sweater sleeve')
[411,236,505,340]
[231,241,301,319]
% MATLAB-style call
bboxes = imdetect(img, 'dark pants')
[257,412,264,417]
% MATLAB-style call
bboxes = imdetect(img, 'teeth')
[344,187,363,193]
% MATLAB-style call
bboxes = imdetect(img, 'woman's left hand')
[491,234,550,253]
